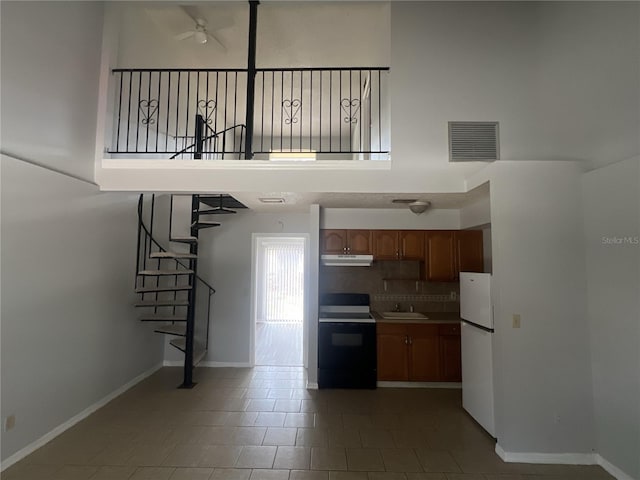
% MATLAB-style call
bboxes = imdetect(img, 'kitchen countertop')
[371,311,461,324]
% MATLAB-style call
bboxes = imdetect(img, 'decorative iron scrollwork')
[341,98,361,124]
[139,99,159,125]
[198,100,217,125]
[282,99,302,125]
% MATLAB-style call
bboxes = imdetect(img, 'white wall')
[307,205,320,386]
[1,158,163,464]
[390,2,639,170]
[321,207,459,230]
[582,156,640,479]
[460,195,491,229]
[0,1,105,180]
[175,212,312,366]
[114,3,389,70]
[0,2,164,464]
[489,161,595,455]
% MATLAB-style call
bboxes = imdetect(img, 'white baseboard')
[306,382,318,389]
[377,381,462,389]
[1,363,163,472]
[495,445,636,480]
[495,444,597,465]
[596,454,636,480]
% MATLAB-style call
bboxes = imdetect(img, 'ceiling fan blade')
[206,31,227,51]
[174,31,195,41]
[180,5,201,23]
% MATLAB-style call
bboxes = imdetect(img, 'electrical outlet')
[512,314,521,328]
[3,414,16,432]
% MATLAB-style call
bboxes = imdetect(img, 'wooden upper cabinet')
[373,230,399,260]
[321,229,348,254]
[347,230,373,255]
[454,230,484,276]
[425,231,456,281]
[320,229,372,254]
[400,230,425,260]
[373,230,425,260]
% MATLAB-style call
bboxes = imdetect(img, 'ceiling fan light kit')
[194,30,208,44]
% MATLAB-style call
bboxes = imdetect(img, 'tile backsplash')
[319,260,460,312]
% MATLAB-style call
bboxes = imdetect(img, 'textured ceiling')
[230,182,489,212]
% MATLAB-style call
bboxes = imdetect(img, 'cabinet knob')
[404,335,409,345]
[408,336,413,345]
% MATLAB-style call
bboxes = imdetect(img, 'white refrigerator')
[459,272,495,437]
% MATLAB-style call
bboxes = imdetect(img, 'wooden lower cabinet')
[377,322,461,382]
[407,324,440,381]
[376,323,409,381]
[439,324,462,382]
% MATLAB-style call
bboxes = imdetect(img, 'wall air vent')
[448,121,499,162]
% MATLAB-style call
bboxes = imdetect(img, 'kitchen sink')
[381,312,428,319]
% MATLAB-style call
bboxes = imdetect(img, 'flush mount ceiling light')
[409,200,431,215]
[259,197,285,204]
[391,198,418,205]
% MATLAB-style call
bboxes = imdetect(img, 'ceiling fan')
[174,6,226,50]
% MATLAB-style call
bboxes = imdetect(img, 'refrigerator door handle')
[462,319,494,333]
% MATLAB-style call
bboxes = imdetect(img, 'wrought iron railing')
[108,67,390,160]
[170,121,246,160]
[253,68,389,159]
[112,69,248,158]
[136,194,214,379]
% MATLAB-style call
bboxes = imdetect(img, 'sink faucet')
[394,303,401,312]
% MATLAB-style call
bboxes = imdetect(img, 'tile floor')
[3,366,613,480]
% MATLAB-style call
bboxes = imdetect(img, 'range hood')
[321,254,373,267]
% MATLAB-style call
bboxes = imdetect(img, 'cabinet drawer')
[407,324,439,337]
[377,323,407,335]
[438,324,461,336]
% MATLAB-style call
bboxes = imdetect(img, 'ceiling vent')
[448,121,499,162]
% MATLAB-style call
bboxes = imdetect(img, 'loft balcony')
[105,67,390,163]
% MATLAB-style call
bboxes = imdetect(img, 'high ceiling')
[116,2,390,69]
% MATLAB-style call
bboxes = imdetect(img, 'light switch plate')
[512,314,521,328]
[3,414,15,432]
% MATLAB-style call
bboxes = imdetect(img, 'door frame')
[250,233,309,368]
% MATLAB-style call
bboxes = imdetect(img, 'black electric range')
[318,293,377,389]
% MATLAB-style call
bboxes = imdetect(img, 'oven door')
[318,321,376,388]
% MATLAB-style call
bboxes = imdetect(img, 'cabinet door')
[455,230,484,277]
[377,323,409,381]
[373,230,399,260]
[425,231,456,281]
[400,230,425,260]
[348,230,373,255]
[439,334,462,382]
[407,324,440,381]
[321,229,347,254]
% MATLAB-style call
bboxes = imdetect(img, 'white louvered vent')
[449,121,499,162]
